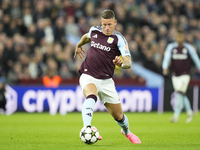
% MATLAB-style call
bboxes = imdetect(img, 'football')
[79,125,99,144]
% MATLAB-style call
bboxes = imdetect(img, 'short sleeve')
[116,34,131,57]
[88,26,95,39]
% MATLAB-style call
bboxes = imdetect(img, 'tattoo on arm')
[121,56,131,69]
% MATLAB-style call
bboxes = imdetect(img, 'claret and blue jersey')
[162,42,200,76]
[79,26,131,79]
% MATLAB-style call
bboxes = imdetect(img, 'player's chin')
[104,32,111,36]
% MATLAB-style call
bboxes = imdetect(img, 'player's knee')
[115,114,124,122]
[86,94,97,102]
[83,83,98,96]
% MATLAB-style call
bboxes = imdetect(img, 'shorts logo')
[107,37,114,44]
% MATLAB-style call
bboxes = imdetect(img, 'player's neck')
[178,42,183,47]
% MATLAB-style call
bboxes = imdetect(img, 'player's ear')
[114,20,117,25]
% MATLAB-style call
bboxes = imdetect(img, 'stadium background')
[0,0,200,115]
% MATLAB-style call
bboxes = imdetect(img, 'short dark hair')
[101,9,115,19]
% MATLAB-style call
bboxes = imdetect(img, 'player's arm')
[187,44,200,71]
[162,44,172,75]
[113,55,131,69]
[74,33,91,59]
[115,35,131,69]
[121,55,131,69]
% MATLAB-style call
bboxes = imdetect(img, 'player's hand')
[74,46,85,59]
[113,56,123,67]
[163,69,169,75]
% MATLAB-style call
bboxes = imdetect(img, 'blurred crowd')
[0,0,200,84]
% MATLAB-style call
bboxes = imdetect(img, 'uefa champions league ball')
[79,125,99,144]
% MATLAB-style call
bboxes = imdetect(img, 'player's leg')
[179,75,193,123]
[171,76,184,122]
[99,78,130,134]
[183,95,193,123]
[100,78,140,143]
[79,74,98,127]
[82,83,98,127]
[104,103,141,144]
[104,103,128,133]
[171,91,184,122]
[171,75,191,122]
[79,74,102,140]
[82,83,103,140]
[183,95,192,115]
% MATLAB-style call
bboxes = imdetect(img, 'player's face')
[101,18,117,36]
[175,33,185,44]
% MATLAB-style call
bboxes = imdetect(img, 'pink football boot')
[121,129,141,144]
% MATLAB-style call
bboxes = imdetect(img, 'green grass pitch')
[0,112,200,150]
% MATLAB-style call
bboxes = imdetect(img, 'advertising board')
[5,85,163,115]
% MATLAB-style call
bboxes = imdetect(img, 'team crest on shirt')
[107,37,114,44]
[182,48,187,54]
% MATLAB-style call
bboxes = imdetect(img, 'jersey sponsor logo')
[172,54,188,60]
[91,41,111,51]
[92,34,97,38]
[107,37,114,44]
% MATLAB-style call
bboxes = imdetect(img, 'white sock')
[183,96,193,115]
[174,92,183,119]
[82,95,97,127]
[116,114,130,135]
